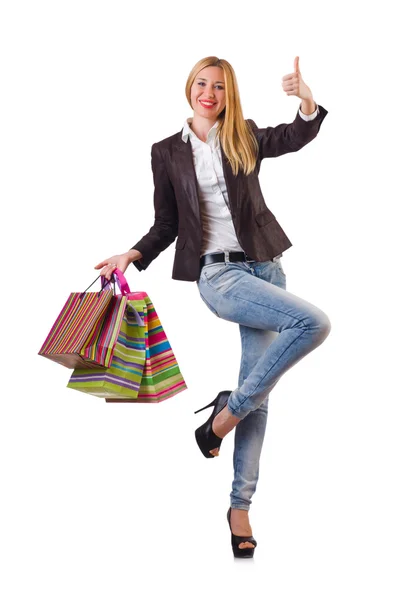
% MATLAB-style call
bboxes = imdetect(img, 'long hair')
[185,56,259,176]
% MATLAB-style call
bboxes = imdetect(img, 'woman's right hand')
[94,250,140,281]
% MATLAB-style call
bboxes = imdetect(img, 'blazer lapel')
[220,143,240,216]
[172,133,201,225]
[172,129,240,221]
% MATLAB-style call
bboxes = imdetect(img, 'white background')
[1,0,396,598]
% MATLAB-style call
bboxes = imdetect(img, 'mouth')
[199,100,217,108]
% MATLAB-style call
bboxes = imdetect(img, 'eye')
[197,82,224,90]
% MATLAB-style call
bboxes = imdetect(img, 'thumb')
[294,56,300,74]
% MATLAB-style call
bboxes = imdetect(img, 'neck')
[189,114,217,143]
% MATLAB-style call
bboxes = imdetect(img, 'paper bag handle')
[101,268,131,296]
[81,268,131,298]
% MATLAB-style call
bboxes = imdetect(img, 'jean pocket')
[200,262,228,283]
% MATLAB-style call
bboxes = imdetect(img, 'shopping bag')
[81,293,128,367]
[67,269,188,403]
[38,275,126,369]
[105,290,188,403]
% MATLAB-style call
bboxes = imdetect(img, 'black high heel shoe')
[226,507,257,558]
[194,390,232,458]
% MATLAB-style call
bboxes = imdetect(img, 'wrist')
[300,98,316,115]
[126,248,143,263]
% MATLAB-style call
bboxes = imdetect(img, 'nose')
[202,88,215,99]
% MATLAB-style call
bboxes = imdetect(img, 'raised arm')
[248,102,328,160]
[249,56,328,159]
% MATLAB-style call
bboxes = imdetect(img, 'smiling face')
[190,66,226,120]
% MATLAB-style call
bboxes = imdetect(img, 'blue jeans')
[196,254,331,511]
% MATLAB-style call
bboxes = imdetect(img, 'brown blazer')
[131,104,328,282]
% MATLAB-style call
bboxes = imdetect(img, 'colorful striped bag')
[66,269,188,403]
[38,277,127,369]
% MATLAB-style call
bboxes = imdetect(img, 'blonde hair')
[185,56,259,176]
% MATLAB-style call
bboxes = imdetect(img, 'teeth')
[201,101,215,106]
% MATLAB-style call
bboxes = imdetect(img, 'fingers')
[282,73,297,82]
[282,73,299,96]
[94,261,118,281]
[94,257,120,280]
[282,74,299,86]
[101,263,117,281]
[94,260,110,269]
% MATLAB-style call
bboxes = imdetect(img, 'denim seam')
[218,291,306,327]
[239,328,249,387]
[230,327,307,414]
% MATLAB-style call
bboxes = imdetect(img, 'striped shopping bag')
[38,276,126,369]
[105,292,188,403]
[66,270,188,403]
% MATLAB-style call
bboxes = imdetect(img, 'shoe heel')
[194,398,217,414]
[194,391,232,459]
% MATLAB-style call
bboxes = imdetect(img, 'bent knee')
[316,312,332,341]
[303,309,331,341]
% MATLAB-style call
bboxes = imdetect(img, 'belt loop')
[224,250,230,263]
[244,252,255,263]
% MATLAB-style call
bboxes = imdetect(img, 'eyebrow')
[197,77,225,84]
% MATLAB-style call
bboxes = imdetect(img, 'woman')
[95,56,331,558]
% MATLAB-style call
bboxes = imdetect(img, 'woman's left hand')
[281,56,313,102]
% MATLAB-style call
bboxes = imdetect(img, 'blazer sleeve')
[130,142,179,272]
[248,103,328,160]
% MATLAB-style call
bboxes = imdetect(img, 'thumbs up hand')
[281,56,313,102]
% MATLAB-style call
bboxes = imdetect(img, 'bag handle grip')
[81,268,131,298]
[101,268,131,295]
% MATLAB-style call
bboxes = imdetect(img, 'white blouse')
[181,104,319,258]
